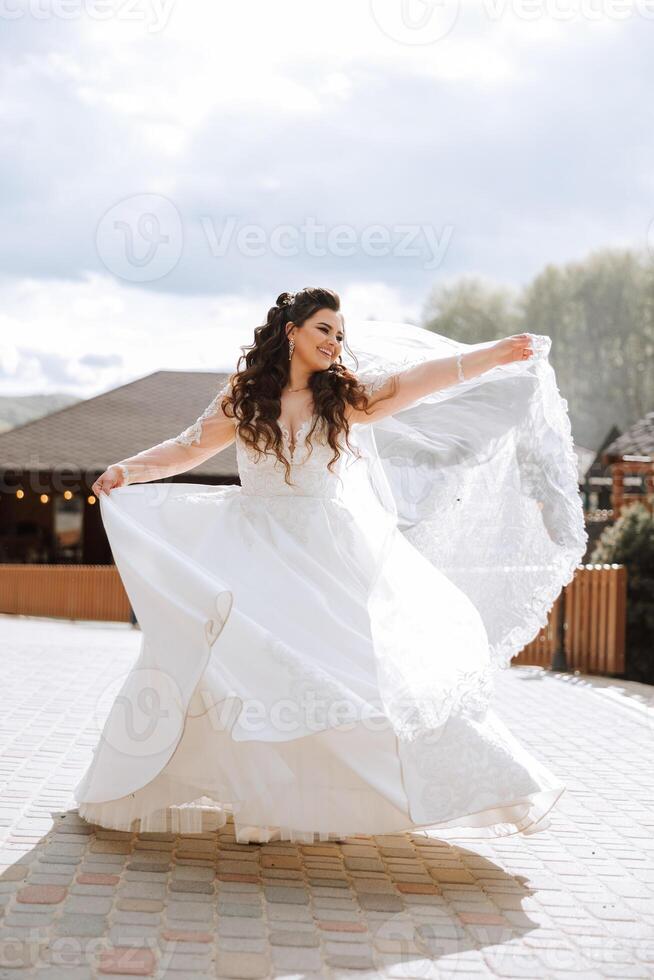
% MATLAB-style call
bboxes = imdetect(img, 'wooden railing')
[0,562,628,676]
[0,564,132,622]
[514,563,627,675]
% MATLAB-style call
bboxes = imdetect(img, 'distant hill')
[0,393,80,433]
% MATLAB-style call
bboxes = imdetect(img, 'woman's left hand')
[492,333,535,367]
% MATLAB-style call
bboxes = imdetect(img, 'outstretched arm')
[349,333,536,425]
[92,378,236,495]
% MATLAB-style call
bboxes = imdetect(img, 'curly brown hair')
[217,286,395,486]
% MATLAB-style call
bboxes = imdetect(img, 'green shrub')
[590,499,654,683]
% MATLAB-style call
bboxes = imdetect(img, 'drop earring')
[288,336,295,360]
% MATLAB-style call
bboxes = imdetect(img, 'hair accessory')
[280,293,296,308]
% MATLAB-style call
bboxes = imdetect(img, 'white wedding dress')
[74,321,587,844]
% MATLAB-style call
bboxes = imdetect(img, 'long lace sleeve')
[113,379,235,486]
[354,339,549,424]
[354,355,431,420]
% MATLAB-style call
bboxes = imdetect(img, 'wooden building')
[601,411,654,516]
[578,425,622,555]
[0,371,237,565]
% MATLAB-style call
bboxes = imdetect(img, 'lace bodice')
[236,416,352,499]
[112,378,361,496]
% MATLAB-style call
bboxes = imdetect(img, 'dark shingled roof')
[0,370,237,479]
[602,411,654,464]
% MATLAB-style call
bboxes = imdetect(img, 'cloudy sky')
[0,0,650,397]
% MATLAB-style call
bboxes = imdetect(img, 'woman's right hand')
[92,464,128,497]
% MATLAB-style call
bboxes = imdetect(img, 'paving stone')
[64,895,113,915]
[270,946,322,971]
[269,929,320,947]
[0,867,29,883]
[464,905,514,923]
[216,872,259,884]
[358,893,404,912]
[326,951,375,969]
[217,890,261,906]
[126,863,171,874]
[123,873,169,887]
[307,874,349,887]
[3,912,54,928]
[263,885,309,905]
[45,841,86,857]
[116,900,164,913]
[120,882,167,901]
[98,946,157,975]
[260,869,304,883]
[109,924,159,945]
[339,844,377,855]
[216,902,263,918]
[312,895,358,910]
[76,873,121,886]
[90,840,132,855]
[169,880,214,894]
[260,854,302,870]
[343,856,385,872]
[160,929,213,943]
[266,904,313,923]
[483,951,546,976]
[114,911,162,927]
[309,886,356,901]
[214,950,270,978]
[217,936,267,953]
[217,860,260,875]
[157,951,211,971]
[352,878,396,894]
[170,866,215,881]
[163,901,213,923]
[218,881,261,894]
[16,885,67,904]
[55,913,108,937]
[429,869,476,884]
[217,918,266,938]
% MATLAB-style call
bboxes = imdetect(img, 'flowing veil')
[337,320,588,745]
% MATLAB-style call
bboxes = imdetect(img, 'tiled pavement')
[1,614,653,979]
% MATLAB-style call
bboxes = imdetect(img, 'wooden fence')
[0,564,132,622]
[0,562,628,676]
[514,563,627,675]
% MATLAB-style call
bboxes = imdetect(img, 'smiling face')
[286,307,345,371]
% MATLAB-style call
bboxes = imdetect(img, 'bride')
[75,286,587,844]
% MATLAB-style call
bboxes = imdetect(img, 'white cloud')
[0,272,417,397]
[0,0,650,394]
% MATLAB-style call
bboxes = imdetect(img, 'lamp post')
[550,587,569,672]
